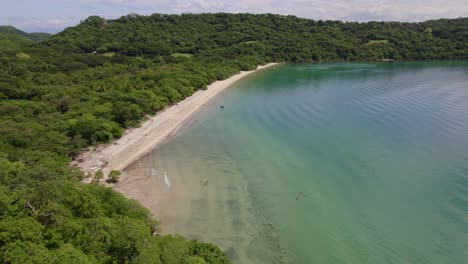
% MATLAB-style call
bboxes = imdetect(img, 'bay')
[125,61,468,263]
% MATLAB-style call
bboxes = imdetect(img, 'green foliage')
[0,25,51,41]
[94,170,104,181]
[45,14,468,61]
[189,241,230,264]
[135,235,229,264]
[108,170,121,183]
[16,52,31,60]
[0,159,228,263]
[0,32,33,53]
[0,13,466,263]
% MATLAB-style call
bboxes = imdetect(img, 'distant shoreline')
[73,63,279,181]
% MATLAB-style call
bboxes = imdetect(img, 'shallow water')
[127,61,468,263]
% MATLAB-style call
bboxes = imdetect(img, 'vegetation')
[108,170,122,183]
[45,14,468,61]
[0,13,467,263]
[94,170,105,183]
[0,25,51,42]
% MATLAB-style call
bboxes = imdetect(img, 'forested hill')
[0,25,51,42]
[0,13,467,264]
[46,14,468,61]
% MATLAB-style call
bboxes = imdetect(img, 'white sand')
[73,63,278,180]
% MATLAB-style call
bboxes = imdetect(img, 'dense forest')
[47,14,468,61]
[0,13,467,263]
[0,26,51,42]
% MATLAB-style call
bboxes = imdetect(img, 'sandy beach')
[73,63,278,180]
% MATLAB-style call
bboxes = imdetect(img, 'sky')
[1,0,467,33]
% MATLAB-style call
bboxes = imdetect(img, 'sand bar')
[73,63,278,179]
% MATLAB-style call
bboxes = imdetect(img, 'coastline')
[73,63,279,180]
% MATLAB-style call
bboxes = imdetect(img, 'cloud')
[1,0,467,32]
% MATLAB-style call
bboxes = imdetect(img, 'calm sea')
[127,61,468,263]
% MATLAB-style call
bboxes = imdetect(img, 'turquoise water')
[128,61,468,263]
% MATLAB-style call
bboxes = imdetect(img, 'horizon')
[1,0,468,33]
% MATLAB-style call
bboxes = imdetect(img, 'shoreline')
[73,63,279,180]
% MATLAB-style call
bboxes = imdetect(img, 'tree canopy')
[0,25,51,42]
[46,14,468,61]
[0,13,467,263]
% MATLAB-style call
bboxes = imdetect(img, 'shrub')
[108,170,121,183]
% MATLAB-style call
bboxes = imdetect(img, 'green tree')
[94,170,104,182]
[108,170,121,183]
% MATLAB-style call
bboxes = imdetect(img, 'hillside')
[46,14,468,61]
[0,13,467,263]
[0,25,51,42]
[0,32,34,53]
